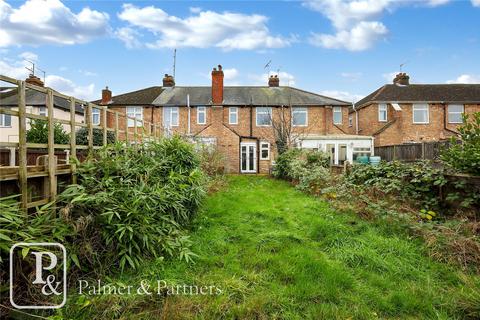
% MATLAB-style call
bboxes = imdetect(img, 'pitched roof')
[92,86,164,105]
[153,86,351,106]
[0,88,85,114]
[356,84,480,109]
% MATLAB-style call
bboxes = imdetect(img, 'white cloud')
[310,21,387,51]
[0,0,109,47]
[319,90,364,103]
[303,0,451,51]
[249,71,296,86]
[115,27,142,49]
[446,74,480,84]
[45,75,95,100]
[0,52,96,100]
[19,51,38,62]
[383,71,398,82]
[117,4,293,50]
[472,0,480,7]
[189,7,202,13]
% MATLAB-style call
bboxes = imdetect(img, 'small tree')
[441,112,480,175]
[26,119,69,144]
[76,128,116,146]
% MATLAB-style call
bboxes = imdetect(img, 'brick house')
[96,65,374,173]
[351,73,480,146]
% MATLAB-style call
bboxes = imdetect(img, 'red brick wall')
[356,103,480,146]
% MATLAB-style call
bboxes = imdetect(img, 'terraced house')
[96,65,374,173]
[351,73,480,147]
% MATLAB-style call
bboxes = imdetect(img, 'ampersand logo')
[10,243,67,309]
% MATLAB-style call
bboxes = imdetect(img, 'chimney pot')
[25,74,44,87]
[101,86,112,105]
[162,74,175,87]
[268,74,280,87]
[393,72,410,86]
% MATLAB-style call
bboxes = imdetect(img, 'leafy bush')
[272,148,302,180]
[197,145,226,177]
[441,112,480,175]
[58,137,206,271]
[26,119,69,144]
[76,127,116,146]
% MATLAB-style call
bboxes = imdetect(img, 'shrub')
[58,136,206,271]
[197,145,226,177]
[26,119,69,144]
[441,112,480,176]
[76,127,116,146]
[273,148,302,180]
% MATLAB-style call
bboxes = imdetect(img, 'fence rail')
[374,141,452,162]
[0,74,161,210]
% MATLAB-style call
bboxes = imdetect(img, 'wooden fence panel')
[375,141,454,162]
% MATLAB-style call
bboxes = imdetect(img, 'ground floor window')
[352,147,372,161]
[0,114,12,127]
[260,142,270,160]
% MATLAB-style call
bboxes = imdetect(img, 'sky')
[0,0,479,102]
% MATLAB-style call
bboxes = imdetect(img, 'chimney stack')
[25,74,44,87]
[393,72,410,86]
[101,86,112,105]
[211,64,224,105]
[268,75,279,87]
[162,74,175,87]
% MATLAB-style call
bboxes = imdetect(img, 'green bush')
[76,127,116,146]
[197,145,226,177]
[441,112,480,176]
[26,119,69,144]
[272,148,302,180]
[58,136,206,271]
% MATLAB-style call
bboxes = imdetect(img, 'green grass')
[62,176,480,319]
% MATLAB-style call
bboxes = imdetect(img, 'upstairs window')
[229,107,238,124]
[127,106,143,127]
[448,104,464,124]
[333,106,342,124]
[163,106,179,127]
[39,106,47,117]
[256,107,272,126]
[348,115,353,127]
[92,108,100,125]
[412,104,429,124]
[260,142,270,160]
[378,103,387,122]
[0,114,11,127]
[197,106,206,124]
[292,107,308,126]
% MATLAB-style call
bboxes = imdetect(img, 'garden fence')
[0,74,163,210]
[374,141,452,162]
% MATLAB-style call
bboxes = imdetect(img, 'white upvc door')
[240,142,257,173]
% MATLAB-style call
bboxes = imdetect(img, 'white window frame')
[127,106,143,127]
[38,106,47,117]
[447,104,464,124]
[256,107,272,126]
[412,103,429,124]
[333,106,342,125]
[378,103,387,122]
[260,141,270,160]
[0,113,12,127]
[197,106,206,125]
[229,107,238,124]
[292,107,308,127]
[92,107,100,125]
[348,115,353,127]
[163,106,179,127]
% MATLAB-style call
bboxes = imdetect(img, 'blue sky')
[1,0,479,102]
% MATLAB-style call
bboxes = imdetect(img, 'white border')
[10,242,67,309]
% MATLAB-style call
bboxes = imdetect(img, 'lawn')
[63,175,480,319]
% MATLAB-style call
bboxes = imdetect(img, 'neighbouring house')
[96,65,373,173]
[0,74,85,143]
[351,73,480,146]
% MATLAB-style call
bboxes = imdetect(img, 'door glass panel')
[241,146,247,171]
[248,146,254,171]
[339,144,347,165]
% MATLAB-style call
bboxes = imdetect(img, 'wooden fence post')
[70,97,77,184]
[392,145,396,161]
[102,106,107,146]
[87,104,93,153]
[114,112,119,142]
[17,80,28,211]
[421,142,425,159]
[47,89,57,201]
